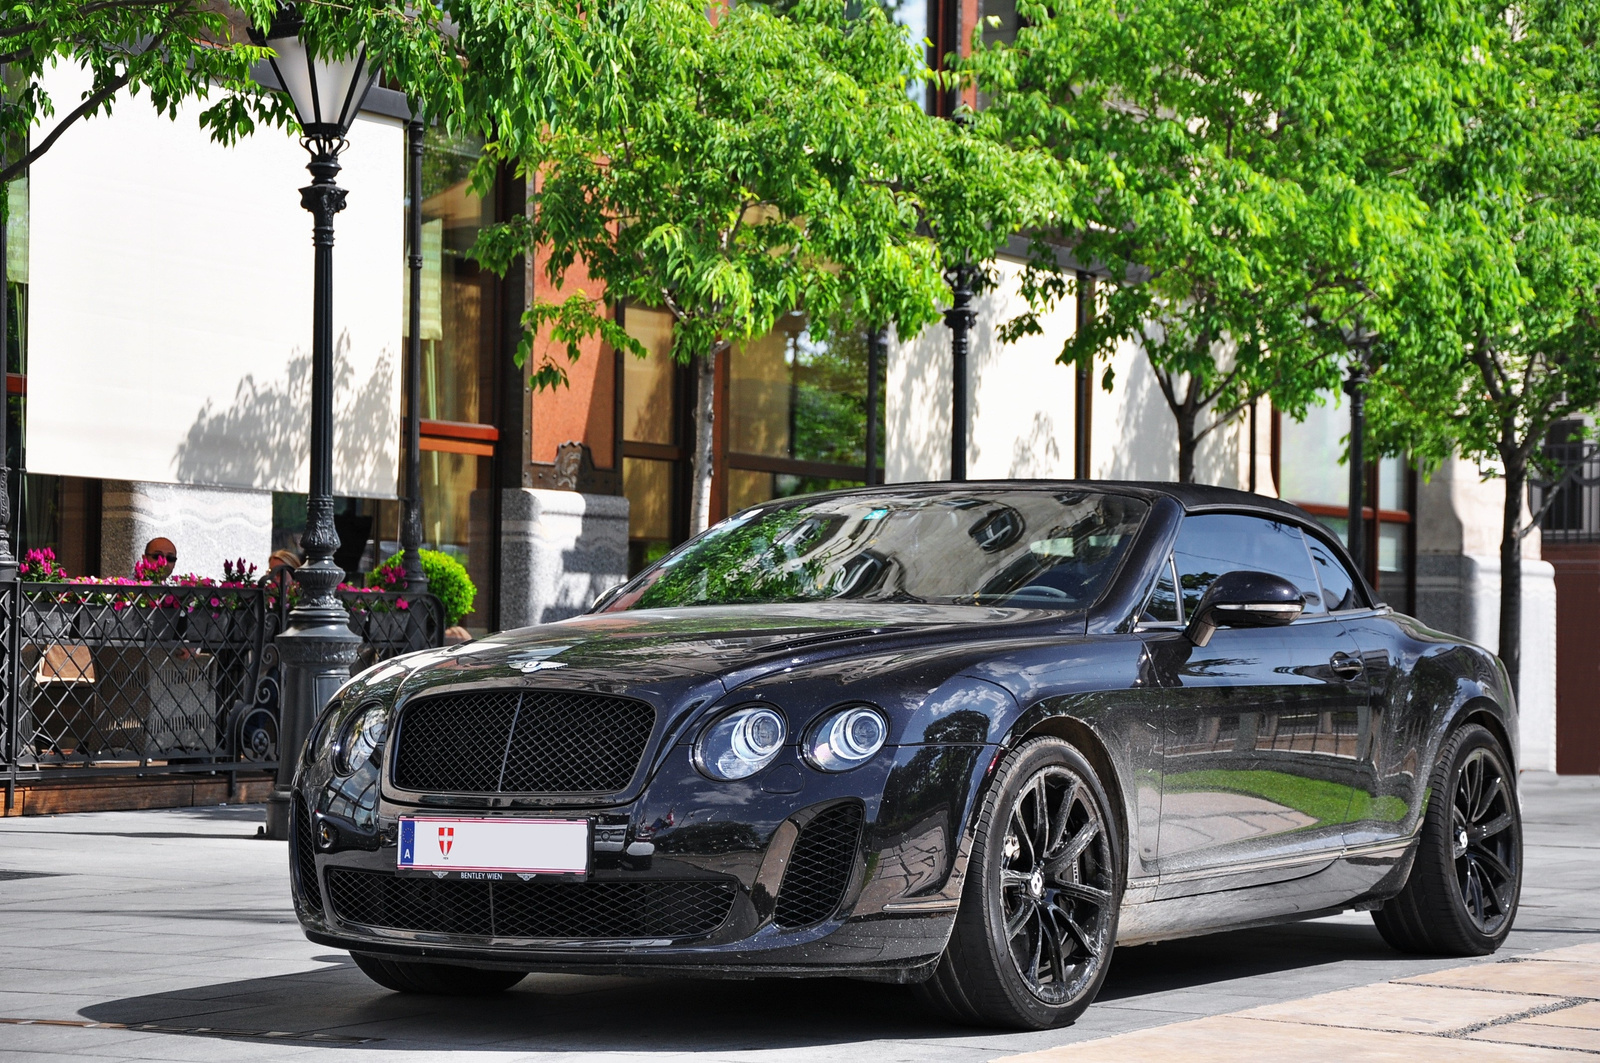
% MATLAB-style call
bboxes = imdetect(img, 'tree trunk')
[1499,451,1525,700]
[689,343,721,535]
[1176,406,1199,483]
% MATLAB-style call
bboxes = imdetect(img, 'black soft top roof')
[823,479,1318,523]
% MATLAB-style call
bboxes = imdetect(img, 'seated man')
[140,537,177,581]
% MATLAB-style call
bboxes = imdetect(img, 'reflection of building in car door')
[1141,513,1371,889]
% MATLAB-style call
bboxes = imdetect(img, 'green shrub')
[369,549,476,627]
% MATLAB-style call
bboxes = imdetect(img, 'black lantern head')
[251,2,376,147]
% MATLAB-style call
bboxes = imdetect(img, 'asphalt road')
[0,772,1595,1062]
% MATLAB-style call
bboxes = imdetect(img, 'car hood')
[381,602,1076,702]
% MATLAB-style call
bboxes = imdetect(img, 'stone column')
[1414,457,1557,771]
[498,489,629,630]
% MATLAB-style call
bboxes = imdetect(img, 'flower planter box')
[183,610,250,646]
[356,609,414,647]
[20,608,71,642]
[73,603,184,643]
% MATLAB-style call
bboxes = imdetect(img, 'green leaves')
[0,0,292,182]
[966,0,1484,479]
[1368,0,1600,482]
[457,0,1057,378]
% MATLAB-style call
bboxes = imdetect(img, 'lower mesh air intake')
[773,802,864,928]
[326,869,736,939]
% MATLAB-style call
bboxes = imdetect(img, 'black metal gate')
[1,572,444,811]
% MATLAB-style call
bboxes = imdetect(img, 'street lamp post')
[865,328,885,487]
[1342,325,1376,576]
[401,117,426,591]
[945,264,976,483]
[0,178,14,582]
[255,4,377,840]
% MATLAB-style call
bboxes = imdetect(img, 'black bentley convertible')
[290,482,1522,1029]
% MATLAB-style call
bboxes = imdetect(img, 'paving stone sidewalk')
[0,772,1594,1062]
[999,942,1600,1061]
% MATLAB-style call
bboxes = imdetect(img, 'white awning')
[25,63,403,498]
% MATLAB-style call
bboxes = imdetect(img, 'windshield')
[602,489,1149,611]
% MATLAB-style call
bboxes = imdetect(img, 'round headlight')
[695,705,786,781]
[335,701,390,775]
[805,705,887,772]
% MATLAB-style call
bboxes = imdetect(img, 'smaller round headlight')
[805,705,888,772]
[335,701,390,775]
[695,705,786,781]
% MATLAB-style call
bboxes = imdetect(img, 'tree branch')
[2,69,135,184]
[1151,362,1182,415]
[1468,337,1508,405]
[1,17,179,183]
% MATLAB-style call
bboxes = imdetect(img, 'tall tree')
[1368,0,1600,696]
[963,0,1467,484]
[470,0,1058,532]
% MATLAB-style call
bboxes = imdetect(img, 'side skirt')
[1115,837,1415,946]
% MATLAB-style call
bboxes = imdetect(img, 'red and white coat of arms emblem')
[437,826,454,857]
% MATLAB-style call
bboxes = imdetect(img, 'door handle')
[1330,652,1364,680]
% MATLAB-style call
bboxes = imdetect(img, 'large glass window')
[620,306,685,574]
[882,1,931,108]
[413,131,495,427]
[726,320,883,512]
[408,128,498,628]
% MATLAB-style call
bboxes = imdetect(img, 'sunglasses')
[144,551,177,563]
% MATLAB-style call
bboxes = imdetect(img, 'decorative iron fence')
[1536,426,1600,543]
[1,574,444,808]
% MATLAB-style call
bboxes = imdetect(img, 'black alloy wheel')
[917,738,1121,1029]
[1373,722,1522,955]
[350,952,527,995]
[1452,746,1520,934]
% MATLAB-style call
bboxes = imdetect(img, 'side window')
[1306,536,1363,611]
[1141,555,1181,623]
[1172,514,1325,617]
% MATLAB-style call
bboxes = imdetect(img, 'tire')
[916,737,1123,1029]
[350,952,527,995]
[1373,722,1521,955]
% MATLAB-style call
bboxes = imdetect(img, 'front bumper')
[292,742,991,979]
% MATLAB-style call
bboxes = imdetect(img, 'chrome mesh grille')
[325,869,735,939]
[392,690,655,795]
[772,803,864,929]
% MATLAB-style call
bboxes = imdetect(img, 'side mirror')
[1185,570,1305,647]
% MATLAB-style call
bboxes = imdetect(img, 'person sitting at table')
[268,549,301,575]
[140,537,177,581]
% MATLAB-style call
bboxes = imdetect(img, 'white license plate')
[397,816,590,876]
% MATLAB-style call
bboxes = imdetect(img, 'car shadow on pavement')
[1097,914,1399,1001]
[75,919,1399,1051]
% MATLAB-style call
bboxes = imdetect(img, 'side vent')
[292,797,323,915]
[772,802,864,929]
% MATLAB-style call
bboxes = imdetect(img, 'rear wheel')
[917,738,1122,1029]
[1373,722,1521,955]
[350,952,527,995]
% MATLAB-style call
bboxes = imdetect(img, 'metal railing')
[1,573,443,808]
[1536,434,1600,543]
